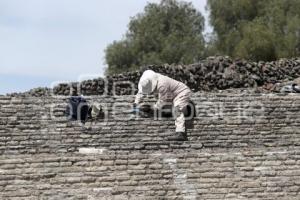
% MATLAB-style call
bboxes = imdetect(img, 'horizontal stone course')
[0,93,299,154]
[0,147,299,199]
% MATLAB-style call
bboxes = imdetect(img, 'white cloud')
[0,0,209,81]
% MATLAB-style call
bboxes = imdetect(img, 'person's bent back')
[134,70,192,141]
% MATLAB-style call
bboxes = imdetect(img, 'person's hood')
[139,70,159,94]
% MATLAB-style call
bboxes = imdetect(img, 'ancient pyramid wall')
[0,92,300,199]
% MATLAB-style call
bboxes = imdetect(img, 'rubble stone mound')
[8,56,300,97]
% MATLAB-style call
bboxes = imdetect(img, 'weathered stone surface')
[0,91,300,199]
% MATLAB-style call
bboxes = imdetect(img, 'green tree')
[235,20,276,61]
[105,0,205,75]
[207,0,300,61]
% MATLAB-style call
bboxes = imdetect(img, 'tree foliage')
[207,0,300,61]
[105,0,205,75]
[104,0,300,74]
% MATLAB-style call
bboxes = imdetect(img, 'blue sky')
[0,0,209,95]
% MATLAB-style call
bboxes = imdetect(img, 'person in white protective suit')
[133,70,192,141]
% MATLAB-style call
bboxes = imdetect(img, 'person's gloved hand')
[132,103,140,114]
[153,103,158,110]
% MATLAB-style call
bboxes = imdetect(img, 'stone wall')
[0,92,300,199]
[8,56,300,97]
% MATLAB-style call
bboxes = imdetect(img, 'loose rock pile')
[8,56,300,97]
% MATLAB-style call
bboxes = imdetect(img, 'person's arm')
[154,85,168,109]
[134,92,144,105]
[154,99,163,110]
[134,90,144,105]
[134,81,145,105]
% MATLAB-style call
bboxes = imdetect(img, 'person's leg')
[174,106,187,132]
[173,90,191,132]
[167,106,187,141]
[168,90,191,141]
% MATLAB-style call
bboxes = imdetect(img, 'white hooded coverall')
[135,70,192,132]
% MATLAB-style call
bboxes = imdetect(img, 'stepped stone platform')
[0,92,300,199]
